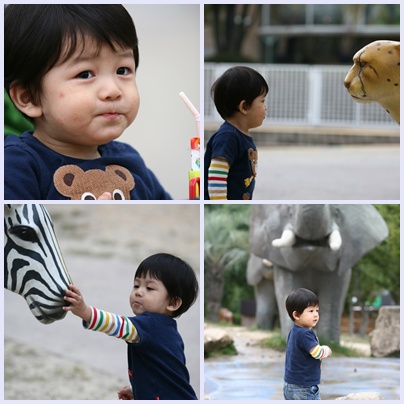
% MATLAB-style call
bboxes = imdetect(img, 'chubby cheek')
[127,90,140,124]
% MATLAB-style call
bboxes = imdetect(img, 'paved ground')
[204,325,400,400]
[4,205,201,399]
[254,145,399,200]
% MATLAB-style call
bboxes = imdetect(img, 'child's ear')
[292,310,300,321]
[9,84,43,118]
[167,297,182,313]
[237,100,249,115]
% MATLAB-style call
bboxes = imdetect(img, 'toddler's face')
[245,93,267,130]
[130,274,173,316]
[32,37,139,156]
[293,304,319,329]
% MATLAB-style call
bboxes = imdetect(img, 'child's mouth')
[101,113,120,119]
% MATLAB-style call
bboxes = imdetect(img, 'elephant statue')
[248,204,389,342]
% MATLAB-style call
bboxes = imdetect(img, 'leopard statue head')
[344,40,400,125]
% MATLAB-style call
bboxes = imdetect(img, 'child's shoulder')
[292,324,314,337]
[5,132,31,145]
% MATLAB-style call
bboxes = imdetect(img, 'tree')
[205,4,261,62]
[204,206,250,322]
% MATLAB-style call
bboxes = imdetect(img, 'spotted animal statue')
[4,204,72,324]
[344,40,400,125]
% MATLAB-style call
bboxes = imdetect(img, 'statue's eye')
[9,226,39,242]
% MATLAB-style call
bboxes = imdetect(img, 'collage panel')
[4,4,200,201]
[204,204,400,400]
[204,4,399,201]
[4,203,201,399]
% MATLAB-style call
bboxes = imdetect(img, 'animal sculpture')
[4,204,72,324]
[344,40,400,124]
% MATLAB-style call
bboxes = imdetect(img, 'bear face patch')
[54,165,135,200]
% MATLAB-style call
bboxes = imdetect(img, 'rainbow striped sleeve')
[84,306,138,342]
[208,157,230,200]
[310,344,332,359]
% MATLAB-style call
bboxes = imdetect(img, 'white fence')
[205,63,397,128]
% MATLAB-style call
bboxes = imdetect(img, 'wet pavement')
[205,355,400,400]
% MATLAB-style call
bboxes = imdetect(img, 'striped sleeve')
[208,157,230,200]
[310,344,332,359]
[84,306,138,343]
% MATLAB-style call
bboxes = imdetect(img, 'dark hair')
[211,66,268,119]
[285,288,319,322]
[5,5,139,109]
[135,253,199,317]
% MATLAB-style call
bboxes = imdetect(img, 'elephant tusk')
[262,258,273,268]
[328,229,342,251]
[272,229,296,247]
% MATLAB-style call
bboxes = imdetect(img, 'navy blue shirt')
[204,121,257,200]
[4,132,171,200]
[128,313,197,400]
[284,324,321,386]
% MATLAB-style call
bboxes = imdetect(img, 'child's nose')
[99,77,122,101]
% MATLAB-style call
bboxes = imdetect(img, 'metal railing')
[205,63,398,128]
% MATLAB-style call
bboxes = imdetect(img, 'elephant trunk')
[293,204,332,240]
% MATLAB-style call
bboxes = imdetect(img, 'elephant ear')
[335,205,389,271]
[249,204,292,268]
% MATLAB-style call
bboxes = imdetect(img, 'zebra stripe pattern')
[4,204,73,324]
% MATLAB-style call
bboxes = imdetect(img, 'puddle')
[205,356,400,400]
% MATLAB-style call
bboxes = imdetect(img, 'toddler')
[284,288,332,400]
[64,253,199,400]
[4,5,171,200]
[204,66,268,200]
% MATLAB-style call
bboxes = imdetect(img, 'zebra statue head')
[4,204,73,324]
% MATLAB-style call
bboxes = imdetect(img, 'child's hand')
[97,192,112,200]
[324,345,332,357]
[63,284,92,322]
[117,385,133,400]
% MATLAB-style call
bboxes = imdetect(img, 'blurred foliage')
[204,205,252,322]
[349,204,400,306]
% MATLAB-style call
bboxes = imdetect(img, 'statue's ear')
[335,205,389,271]
[249,204,290,267]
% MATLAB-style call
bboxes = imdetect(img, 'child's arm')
[310,344,332,359]
[64,285,139,343]
[207,157,230,200]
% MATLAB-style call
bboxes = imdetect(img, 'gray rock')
[204,327,234,354]
[370,306,400,357]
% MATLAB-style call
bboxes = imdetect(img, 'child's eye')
[117,67,131,75]
[76,71,94,79]
[146,287,154,291]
